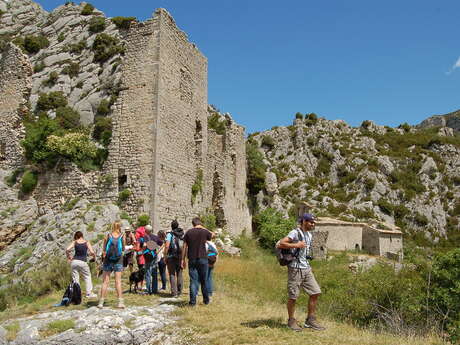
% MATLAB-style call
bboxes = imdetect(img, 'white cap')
[145,225,152,231]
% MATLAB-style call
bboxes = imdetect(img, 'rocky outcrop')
[417,109,460,132]
[250,115,460,242]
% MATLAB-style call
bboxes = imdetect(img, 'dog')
[129,267,145,293]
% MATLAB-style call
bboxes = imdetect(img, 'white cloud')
[446,56,460,75]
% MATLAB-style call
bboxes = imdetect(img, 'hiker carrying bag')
[143,240,159,262]
[207,242,218,266]
[167,232,184,259]
[275,229,303,266]
[61,281,82,306]
[105,235,123,263]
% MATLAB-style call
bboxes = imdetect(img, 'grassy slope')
[0,241,445,345]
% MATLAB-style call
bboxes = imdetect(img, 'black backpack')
[167,231,184,259]
[275,229,303,266]
[61,281,82,306]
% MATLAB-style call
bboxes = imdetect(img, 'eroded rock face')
[250,116,460,241]
[0,301,181,345]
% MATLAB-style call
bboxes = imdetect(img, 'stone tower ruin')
[0,6,251,235]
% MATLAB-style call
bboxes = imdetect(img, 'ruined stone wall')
[153,9,209,231]
[362,226,380,255]
[0,43,31,171]
[206,122,252,235]
[105,17,161,216]
[311,230,328,259]
[318,222,363,251]
[378,232,403,257]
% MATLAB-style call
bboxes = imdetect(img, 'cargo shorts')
[287,266,321,300]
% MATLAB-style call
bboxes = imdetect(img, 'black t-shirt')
[184,227,212,260]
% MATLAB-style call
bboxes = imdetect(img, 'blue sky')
[35,0,460,133]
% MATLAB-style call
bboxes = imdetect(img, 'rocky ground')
[0,296,185,345]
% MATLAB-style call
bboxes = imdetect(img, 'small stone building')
[315,218,403,260]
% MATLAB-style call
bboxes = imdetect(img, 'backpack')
[207,242,218,266]
[143,240,158,262]
[105,235,123,263]
[61,281,82,306]
[167,231,184,259]
[275,229,303,266]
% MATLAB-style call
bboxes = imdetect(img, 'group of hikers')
[65,216,218,309]
[65,212,326,332]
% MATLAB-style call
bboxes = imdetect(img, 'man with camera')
[278,213,325,332]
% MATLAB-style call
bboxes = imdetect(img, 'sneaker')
[97,300,104,309]
[287,318,302,332]
[117,300,125,309]
[86,293,98,298]
[304,316,325,331]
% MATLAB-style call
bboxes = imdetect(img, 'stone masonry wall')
[153,9,209,231]
[0,43,31,171]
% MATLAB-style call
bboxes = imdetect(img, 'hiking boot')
[304,316,325,331]
[287,318,302,332]
[117,299,125,309]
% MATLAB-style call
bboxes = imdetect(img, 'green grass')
[40,319,75,338]
[4,321,20,341]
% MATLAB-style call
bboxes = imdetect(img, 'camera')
[306,255,314,260]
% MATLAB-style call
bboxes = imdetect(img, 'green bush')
[295,112,303,120]
[363,177,375,190]
[33,61,45,73]
[361,120,372,128]
[96,99,111,115]
[66,40,86,54]
[399,122,411,132]
[137,214,150,227]
[430,248,460,342]
[61,62,80,78]
[20,170,38,194]
[36,91,68,112]
[261,135,275,149]
[43,71,59,87]
[377,198,394,215]
[120,211,133,224]
[57,32,65,43]
[315,157,331,176]
[253,208,296,249]
[305,113,318,126]
[63,197,80,211]
[201,212,217,231]
[81,3,94,15]
[93,116,112,146]
[246,140,266,196]
[5,168,24,187]
[88,16,106,33]
[21,117,61,166]
[92,33,124,63]
[118,188,131,203]
[23,34,49,54]
[191,169,203,204]
[76,81,84,89]
[55,106,81,129]
[111,16,136,29]
[208,113,226,135]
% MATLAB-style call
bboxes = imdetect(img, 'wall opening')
[118,169,127,188]
[355,243,360,251]
[194,119,203,160]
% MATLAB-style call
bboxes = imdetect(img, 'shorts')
[103,261,123,272]
[287,267,321,300]
[123,253,134,267]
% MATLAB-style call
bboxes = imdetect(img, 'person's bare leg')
[307,294,319,318]
[287,298,296,319]
[115,271,123,298]
[98,271,110,307]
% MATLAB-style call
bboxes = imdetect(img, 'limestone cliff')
[249,116,460,244]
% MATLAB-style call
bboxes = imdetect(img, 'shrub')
[118,188,131,203]
[57,32,65,43]
[111,16,136,29]
[33,61,45,73]
[61,62,79,78]
[96,99,110,115]
[98,173,114,187]
[295,112,303,120]
[363,177,375,190]
[361,120,372,128]
[63,197,80,211]
[76,81,84,89]
[81,3,94,15]
[208,113,226,135]
[55,106,81,129]
[46,132,98,167]
[201,212,217,231]
[413,212,428,226]
[20,170,38,194]
[66,40,86,54]
[43,71,59,87]
[92,33,124,63]
[120,211,133,224]
[5,168,24,187]
[137,214,150,227]
[23,34,49,54]
[261,135,275,149]
[399,122,411,132]
[88,16,105,33]
[377,198,394,215]
[315,157,331,176]
[430,248,460,342]
[305,113,318,126]
[93,116,112,146]
[21,117,61,166]
[36,91,68,112]
[246,140,266,196]
[253,208,296,249]
[191,169,203,204]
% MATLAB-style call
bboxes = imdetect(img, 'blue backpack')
[105,235,123,262]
